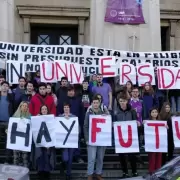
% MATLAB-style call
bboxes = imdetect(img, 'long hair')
[142,82,154,96]
[159,102,171,120]
[13,101,31,118]
[149,107,160,120]
[40,105,49,115]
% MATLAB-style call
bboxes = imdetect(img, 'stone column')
[78,18,85,45]
[23,17,30,44]
[0,0,8,41]
[170,20,177,50]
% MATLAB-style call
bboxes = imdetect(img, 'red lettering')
[91,118,105,143]
[100,57,115,76]
[160,68,174,89]
[122,64,131,83]
[55,62,68,79]
[175,121,180,140]
[117,125,132,148]
[42,62,55,81]
[147,123,166,149]
[138,65,152,86]
[157,68,161,89]
[176,69,180,82]
[70,64,82,83]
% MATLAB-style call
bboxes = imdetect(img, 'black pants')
[119,154,137,174]
[0,122,12,163]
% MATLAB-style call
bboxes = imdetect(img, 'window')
[59,35,71,45]
[38,35,50,45]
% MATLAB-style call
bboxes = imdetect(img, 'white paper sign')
[55,117,79,148]
[31,115,55,148]
[6,117,32,152]
[172,117,180,148]
[114,121,139,153]
[89,115,112,146]
[119,63,136,85]
[144,120,167,152]
[137,64,155,86]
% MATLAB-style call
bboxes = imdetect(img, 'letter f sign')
[91,118,105,143]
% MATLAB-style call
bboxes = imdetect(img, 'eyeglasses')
[132,91,139,93]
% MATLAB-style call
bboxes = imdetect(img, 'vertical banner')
[144,120,167,152]
[31,115,55,148]
[157,66,178,89]
[114,121,139,153]
[6,118,32,152]
[89,115,112,146]
[172,117,180,148]
[104,0,145,24]
[6,61,25,84]
[55,117,79,148]
[119,63,136,85]
[40,60,57,83]
[137,64,155,86]
[99,57,116,77]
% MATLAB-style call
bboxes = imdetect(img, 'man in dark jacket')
[114,94,140,178]
[13,76,26,109]
[0,81,15,163]
[57,85,84,163]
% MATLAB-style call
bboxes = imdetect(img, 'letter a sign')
[113,121,139,153]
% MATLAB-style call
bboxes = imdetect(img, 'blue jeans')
[62,148,75,176]
[87,145,106,175]
[171,96,180,113]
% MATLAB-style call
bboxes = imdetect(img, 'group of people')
[0,72,176,180]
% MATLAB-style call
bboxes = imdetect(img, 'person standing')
[0,81,15,164]
[18,81,36,105]
[84,96,109,180]
[59,103,77,180]
[141,82,158,119]
[29,83,56,116]
[159,102,174,165]
[13,77,26,109]
[47,83,57,106]
[34,105,56,180]
[92,74,112,112]
[114,95,140,178]
[12,101,31,167]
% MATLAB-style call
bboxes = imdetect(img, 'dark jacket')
[114,104,137,122]
[0,93,15,117]
[57,96,84,125]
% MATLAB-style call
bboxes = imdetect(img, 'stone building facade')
[0,0,180,52]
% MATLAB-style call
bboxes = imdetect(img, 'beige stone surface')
[1,0,180,51]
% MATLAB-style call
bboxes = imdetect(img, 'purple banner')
[105,0,145,24]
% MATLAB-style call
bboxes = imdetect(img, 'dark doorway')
[161,26,170,51]
[31,25,78,45]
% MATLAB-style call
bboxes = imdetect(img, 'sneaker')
[132,172,138,177]
[121,173,129,178]
[76,158,84,163]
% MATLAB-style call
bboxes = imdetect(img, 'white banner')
[55,117,79,148]
[89,115,112,146]
[144,120,167,152]
[172,117,180,148]
[1,41,180,75]
[6,118,32,152]
[137,64,155,86]
[31,115,55,148]
[114,121,139,153]
[119,63,136,85]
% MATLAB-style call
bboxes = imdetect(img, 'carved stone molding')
[161,10,180,19]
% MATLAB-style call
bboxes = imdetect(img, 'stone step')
[29,169,146,180]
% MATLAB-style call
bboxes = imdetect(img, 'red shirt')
[29,93,56,116]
